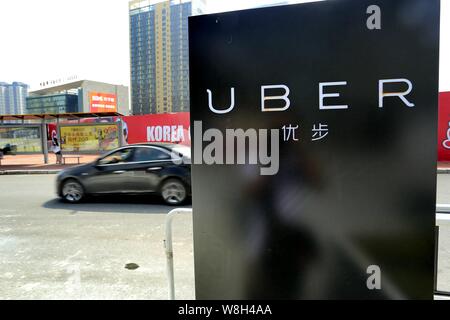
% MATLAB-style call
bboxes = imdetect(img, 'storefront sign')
[89,92,117,113]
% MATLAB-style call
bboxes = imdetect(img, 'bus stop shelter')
[0,112,124,164]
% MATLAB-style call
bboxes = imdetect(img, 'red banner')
[438,92,450,162]
[47,123,57,141]
[122,113,191,146]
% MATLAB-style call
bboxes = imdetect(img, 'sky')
[0,0,449,91]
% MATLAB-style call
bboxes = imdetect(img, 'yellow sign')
[60,124,119,152]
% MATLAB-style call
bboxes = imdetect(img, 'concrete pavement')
[438,162,450,173]
[0,154,98,175]
[0,175,194,300]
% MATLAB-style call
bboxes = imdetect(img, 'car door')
[127,146,173,192]
[88,148,136,194]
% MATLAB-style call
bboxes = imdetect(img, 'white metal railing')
[436,204,450,214]
[164,208,192,300]
[164,206,450,300]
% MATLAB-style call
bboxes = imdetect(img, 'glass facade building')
[129,0,206,115]
[26,94,79,114]
[26,80,129,115]
[0,82,29,115]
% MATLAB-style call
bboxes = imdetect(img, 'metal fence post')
[435,225,440,292]
[435,205,450,297]
[164,208,193,300]
[163,206,450,299]
[41,121,48,164]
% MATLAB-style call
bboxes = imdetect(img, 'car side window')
[133,147,171,162]
[99,148,133,165]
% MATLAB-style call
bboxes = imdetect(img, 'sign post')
[41,121,48,164]
[189,0,440,299]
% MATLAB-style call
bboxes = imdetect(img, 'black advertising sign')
[189,0,440,299]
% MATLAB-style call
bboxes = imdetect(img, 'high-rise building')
[0,82,28,115]
[129,0,206,115]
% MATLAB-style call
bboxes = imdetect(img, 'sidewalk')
[438,162,450,173]
[0,154,98,175]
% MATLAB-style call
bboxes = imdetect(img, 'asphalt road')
[1,174,450,299]
[0,174,194,300]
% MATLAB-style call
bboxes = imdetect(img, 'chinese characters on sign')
[282,125,299,142]
[282,124,329,142]
[60,124,119,152]
[89,92,117,113]
[312,124,329,142]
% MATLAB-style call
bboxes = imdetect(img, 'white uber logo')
[366,265,382,290]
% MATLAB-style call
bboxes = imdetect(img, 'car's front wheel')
[160,178,187,206]
[61,179,85,203]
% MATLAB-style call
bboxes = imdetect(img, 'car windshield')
[98,148,133,165]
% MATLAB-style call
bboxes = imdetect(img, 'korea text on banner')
[122,113,190,145]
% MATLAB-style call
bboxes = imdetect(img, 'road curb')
[0,170,60,175]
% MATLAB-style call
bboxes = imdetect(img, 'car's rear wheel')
[161,179,187,205]
[61,179,84,203]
